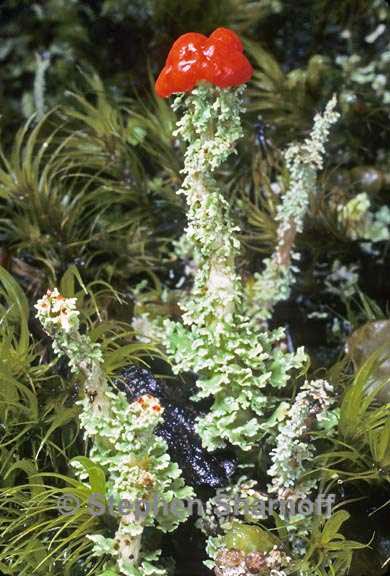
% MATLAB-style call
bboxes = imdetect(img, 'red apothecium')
[155,27,253,98]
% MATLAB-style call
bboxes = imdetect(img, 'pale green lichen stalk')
[171,85,244,332]
[157,85,305,452]
[250,96,340,319]
[35,288,109,417]
[35,289,193,576]
[268,379,334,500]
[81,390,193,576]
[267,379,335,553]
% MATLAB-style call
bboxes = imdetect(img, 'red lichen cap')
[155,28,253,98]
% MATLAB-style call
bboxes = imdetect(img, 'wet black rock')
[115,365,237,489]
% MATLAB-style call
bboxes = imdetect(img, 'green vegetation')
[0,1,389,575]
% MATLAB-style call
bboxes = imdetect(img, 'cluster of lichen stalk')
[159,85,339,571]
[160,86,338,455]
[36,85,339,576]
[35,289,193,576]
[155,85,305,454]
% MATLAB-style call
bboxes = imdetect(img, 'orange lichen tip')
[155,27,253,98]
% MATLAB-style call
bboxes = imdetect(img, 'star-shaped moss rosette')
[155,27,253,97]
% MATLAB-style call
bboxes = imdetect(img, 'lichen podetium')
[35,289,193,576]
[157,83,305,452]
